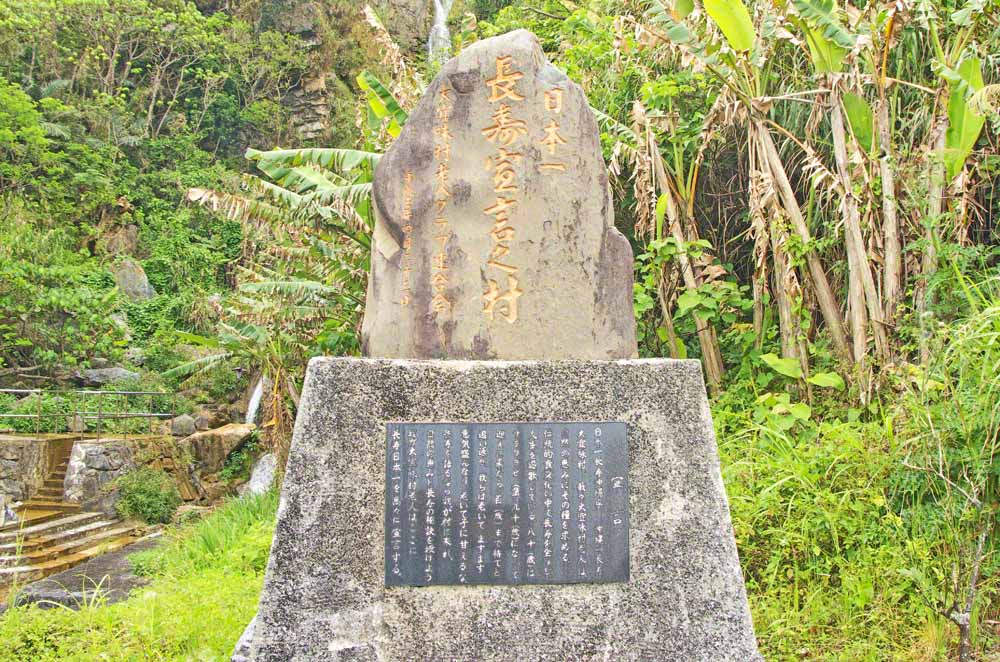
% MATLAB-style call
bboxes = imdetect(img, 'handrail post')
[97,391,103,442]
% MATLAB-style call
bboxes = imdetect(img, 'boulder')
[78,367,140,386]
[361,30,636,360]
[113,259,156,301]
[170,415,197,437]
[105,224,139,256]
[194,407,231,431]
[239,453,277,497]
[179,423,255,474]
[64,441,136,515]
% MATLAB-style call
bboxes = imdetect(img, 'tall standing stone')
[361,29,636,360]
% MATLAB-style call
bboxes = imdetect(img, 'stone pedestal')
[252,358,760,661]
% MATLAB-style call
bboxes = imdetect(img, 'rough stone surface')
[11,536,159,610]
[78,366,140,386]
[231,615,257,662]
[112,259,156,301]
[362,30,637,361]
[194,406,231,431]
[0,437,47,501]
[252,358,760,661]
[64,441,136,513]
[239,453,277,497]
[178,423,254,474]
[170,414,197,437]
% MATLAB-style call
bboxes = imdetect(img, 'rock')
[90,357,112,369]
[78,367,140,386]
[170,415,196,437]
[250,358,761,661]
[239,453,277,497]
[179,423,254,474]
[124,346,144,365]
[64,441,136,514]
[194,407,230,431]
[0,438,47,501]
[112,259,156,301]
[67,414,86,433]
[361,30,636,360]
[105,224,139,256]
[231,615,256,662]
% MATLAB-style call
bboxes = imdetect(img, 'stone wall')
[63,441,136,514]
[0,437,48,501]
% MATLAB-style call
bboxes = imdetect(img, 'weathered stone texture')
[252,358,760,661]
[179,423,254,475]
[112,259,156,301]
[64,440,135,514]
[361,30,637,360]
[0,437,47,501]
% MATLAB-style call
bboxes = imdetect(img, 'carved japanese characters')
[362,30,636,360]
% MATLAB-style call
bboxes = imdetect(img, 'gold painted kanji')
[486,56,525,103]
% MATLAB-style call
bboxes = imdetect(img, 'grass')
[0,490,278,662]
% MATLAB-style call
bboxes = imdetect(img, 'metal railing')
[0,389,176,441]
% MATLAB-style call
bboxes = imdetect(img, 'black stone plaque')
[384,422,629,586]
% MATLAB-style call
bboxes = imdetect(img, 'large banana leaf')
[246,147,380,173]
[792,0,853,73]
[703,0,756,52]
[944,57,986,180]
[358,71,408,138]
[842,92,876,154]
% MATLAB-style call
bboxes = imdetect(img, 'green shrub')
[219,431,260,483]
[113,467,181,524]
[0,393,71,433]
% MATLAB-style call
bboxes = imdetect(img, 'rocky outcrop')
[76,367,140,386]
[112,259,156,301]
[170,415,196,437]
[63,441,136,514]
[179,423,255,475]
[194,406,231,431]
[0,437,48,501]
[258,0,431,142]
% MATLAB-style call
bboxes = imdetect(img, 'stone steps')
[0,512,102,542]
[43,478,64,489]
[0,532,145,586]
[0,523,138,565]
[34,487,63,500]
[0,517,122,555]
[18,500,80,513]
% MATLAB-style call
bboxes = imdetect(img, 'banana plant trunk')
[877,92,902,332]
[756,121,853,364]
[828,81,889,363]
[916,95,949,365]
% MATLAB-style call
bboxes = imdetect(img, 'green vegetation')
[0,0,997,659]
[0,491,277,661]
[113,467,183,524]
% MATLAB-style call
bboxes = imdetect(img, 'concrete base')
[252,358,760,661]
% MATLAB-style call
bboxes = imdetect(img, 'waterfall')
[428,0,455,65]
[246,377,264,425]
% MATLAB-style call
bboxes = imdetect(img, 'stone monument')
[249,30,760,661]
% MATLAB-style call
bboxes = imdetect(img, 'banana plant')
[648,0,852,379]
[785,0,890,370]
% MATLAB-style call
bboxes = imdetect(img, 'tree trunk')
[916,98,948,365]
[650,136,725,393]
[877,92,902,332]
[829,83,889,363]
[757,122,853,364]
